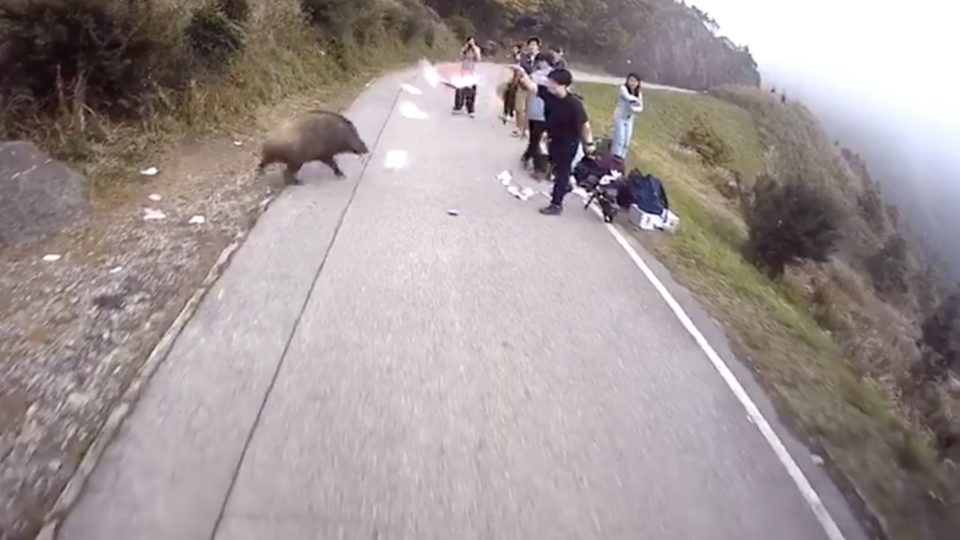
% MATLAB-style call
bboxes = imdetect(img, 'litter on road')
[384,150,408,170]
[147,193,162,202]
[497,170,512,186]
[42,254,61,262]
[143,208,167,221]
[139,167,159,177]
[109,266,123,274]
[447,209,460,216]
[188,215,206,225]
[398,101,429,120]
[420,59,441,88]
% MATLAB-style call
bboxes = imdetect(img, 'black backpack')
[617,169,670,214]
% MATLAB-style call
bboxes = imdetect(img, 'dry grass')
[579,82,960,539]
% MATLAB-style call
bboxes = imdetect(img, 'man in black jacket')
[513,67,596,215]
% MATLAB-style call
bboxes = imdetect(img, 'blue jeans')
[611,116,634,158]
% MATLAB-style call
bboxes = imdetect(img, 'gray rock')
[0,140,90,248]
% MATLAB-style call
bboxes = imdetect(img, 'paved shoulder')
[60,64,852,540]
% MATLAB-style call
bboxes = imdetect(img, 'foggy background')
[690,0,960,278]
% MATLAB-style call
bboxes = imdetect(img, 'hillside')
[576,82,960,539]
[425,0,760,89]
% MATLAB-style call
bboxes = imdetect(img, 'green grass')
[577,82,959,539]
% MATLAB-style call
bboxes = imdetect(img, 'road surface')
[56,64,866,540]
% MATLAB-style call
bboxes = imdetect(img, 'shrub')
[445,15,476,41]
[744,174,844,278]
[920,289,960,380]
[679,115,732,167]
[868,234,911,296]
[216,0,250,24]
[185,5,246,69]
[300,0,375,31]
[0,0,180,122]
[858,182,886,230]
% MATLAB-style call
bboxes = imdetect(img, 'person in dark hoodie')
[513,66,596,215]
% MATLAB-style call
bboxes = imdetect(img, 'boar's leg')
[283,162,303,185]
[320,156,345,178]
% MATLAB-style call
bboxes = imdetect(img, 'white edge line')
[578,197,846,540]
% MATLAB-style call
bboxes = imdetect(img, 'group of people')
[453,36,645,216]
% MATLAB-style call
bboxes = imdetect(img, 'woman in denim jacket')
[611,73,643,159]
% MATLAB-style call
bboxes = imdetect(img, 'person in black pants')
[513,67,595,215]
[454,85,477,116]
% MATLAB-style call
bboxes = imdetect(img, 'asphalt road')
[57,64,866,540]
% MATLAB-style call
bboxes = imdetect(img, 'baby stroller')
[573,139,627,223]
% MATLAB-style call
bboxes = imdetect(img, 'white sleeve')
[633,92,644,111]
[619,85,640,103]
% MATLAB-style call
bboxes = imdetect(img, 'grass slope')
[577,82,959,539]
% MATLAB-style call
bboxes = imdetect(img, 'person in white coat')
[611,73,643,158]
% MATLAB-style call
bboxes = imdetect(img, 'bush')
[0,0,180,122]
[444,15,476,41]
[300,0,375,31]
[185,5,246,69]
[744,175,844,277]
[216,0,250,24]
[857,182,886,230]
[867,234,911,296]
[920,289,960,380]
[679,115,732,167]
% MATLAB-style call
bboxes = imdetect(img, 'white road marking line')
[591,202,845,540]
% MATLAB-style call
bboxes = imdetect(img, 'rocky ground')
[0,90,353,540]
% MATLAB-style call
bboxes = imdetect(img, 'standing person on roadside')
[453,36,482,117]
[521,51,558,179]
[513,36,541,138]
[611,72,643,158]
[513,66,596,215]
[500,44,523,123]
[550,46,567,68]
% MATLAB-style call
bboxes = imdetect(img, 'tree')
[744,175,844,278]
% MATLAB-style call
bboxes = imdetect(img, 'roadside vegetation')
[578,82,960,539]
[0,0,457,192]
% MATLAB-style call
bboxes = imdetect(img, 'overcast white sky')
[689,0,960,154]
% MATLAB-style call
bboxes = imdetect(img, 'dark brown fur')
[257,110,369,185]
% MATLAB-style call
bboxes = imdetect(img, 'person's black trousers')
[454,85,477,114]
[548,139,580,206]
[522,120,548,172]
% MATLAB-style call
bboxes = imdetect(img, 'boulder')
[0,141,90,248]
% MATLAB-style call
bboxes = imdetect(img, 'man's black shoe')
[539,204,563,215]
